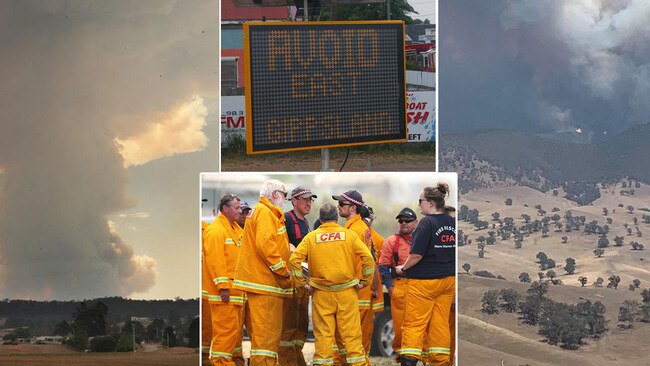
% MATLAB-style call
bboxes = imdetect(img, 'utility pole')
[132,326,135,353]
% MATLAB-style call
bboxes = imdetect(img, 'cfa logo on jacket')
[316,231,346,243]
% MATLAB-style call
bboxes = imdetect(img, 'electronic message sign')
[244,21,407,154]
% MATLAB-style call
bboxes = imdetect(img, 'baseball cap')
[241,201,252,211]
[332,190,364,206]
[291,186,317,200]
[395,207,417,220]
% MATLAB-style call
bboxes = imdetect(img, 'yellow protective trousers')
[449,300,456,365]
[401,276,455,366]
[279,288,309,366]
[247,292,284,366]
[389,278,408,356]
[312,287,368,366]
[210,302,244,366]
[202,297,212,356]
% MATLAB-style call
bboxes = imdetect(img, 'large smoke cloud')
[0,0,217,300]
[440,0,650,137]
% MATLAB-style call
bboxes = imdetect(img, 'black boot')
[401,356,419,366]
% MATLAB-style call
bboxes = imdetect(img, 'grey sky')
[0,0,219,300]
[440,0,650,138]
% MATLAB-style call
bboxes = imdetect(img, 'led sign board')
[244,21,407,154]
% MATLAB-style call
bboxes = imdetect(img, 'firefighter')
[233,179,294,366]
[331,190,380,362]
[361,206,385,315]
[201,220,212,360]
[203,194,246,366]
[396,183,455,366]
[236,201,251,228]
[377,207,418,361]
[279,186,317,366]
[289,203,375,366]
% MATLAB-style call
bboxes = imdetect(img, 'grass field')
[0,344,198,366]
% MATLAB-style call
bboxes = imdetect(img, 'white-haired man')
[234,179,294,366]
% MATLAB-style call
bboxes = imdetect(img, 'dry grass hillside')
[458,181,650,365]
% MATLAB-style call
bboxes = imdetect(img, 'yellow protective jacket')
[202,213,245,305]
[233,197,294,297]
[201,221,210,302]
[345,215,376,309]
[289,222,374,291]
[369,227,385,313]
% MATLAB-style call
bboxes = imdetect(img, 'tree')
[593,248,605,258]
[478,249,485,258]
[500,289,520,313]
[561,236,568,244]
[121,320,145,345]
[536,252,548,263]
[505,198,513,206]
[521,214,531,223]
[641,289,650,304]
[162,326,178,347]
[633,279,641,288]
[146,318,165,342]
[578,276,588,287]
[492,212,500,221]
[602,207,608,216]
[547,270,557,282]
[481,290,499,314]
[187,317,199,348]
[459,205,469,221]
[607,275,621,289]
[322,0,418,22]
[613,236,624,247]
[618,300,638,329]
[628,205,635,214]
[564,258,576,274]
[73,301,108,338]
[576,300,608,338]
[519,272,531,283]
[462,263,471,274]
[90,336,118,352]
[54,320,73,337]
[597,236,609,248]
[594,277,604,287]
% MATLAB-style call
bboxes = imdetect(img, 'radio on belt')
[244,21,407,154]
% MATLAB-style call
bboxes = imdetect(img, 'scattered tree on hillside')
[628,205,635,214]
[643,214,650,224]
[459,205,469,221]
[547,270,557,282]
[536,252,548,263]
[613,236,624,247]
[187,317,199,348]
[541,258,556,270]
[627,227,633,236]
[462,263,471,274]
[481,290,499,314]
[578,276,588,287]
[633,279,641,289]
[561,236,568,244]
[597,237,609,248]
[553,190,559,196]
[603,207,608,216]
[519,272,531,283]
[521,214,531,223]
[593,248,605,258]
[538,271,545,281]
[478,249,484,258]
[634,217,639,226]
[514,239,523,249]
[607,275,621,289]
[542,226,550,237]
[631,241,644,250]
[594,277,604,287]
[607,217,613,224]
[564,258,576,274]
[492,212,500,221]
[505,198,513,206]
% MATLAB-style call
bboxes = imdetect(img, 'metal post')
[321,148,330,171]
[387,0,390,20]
[303,0,308,20]
[133,326,135,353]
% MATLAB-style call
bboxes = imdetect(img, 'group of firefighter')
[202,179,456,366]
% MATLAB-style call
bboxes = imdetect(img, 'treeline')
[0,297,197,336]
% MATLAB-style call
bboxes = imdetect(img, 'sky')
[439,0,650,139]
[410,0,436,23]
[0,0,219,300]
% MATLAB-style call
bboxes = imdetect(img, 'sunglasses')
[338,201,352,207]
[398,219,415,224]
[274,190,288,198]
[297,197,315,203]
